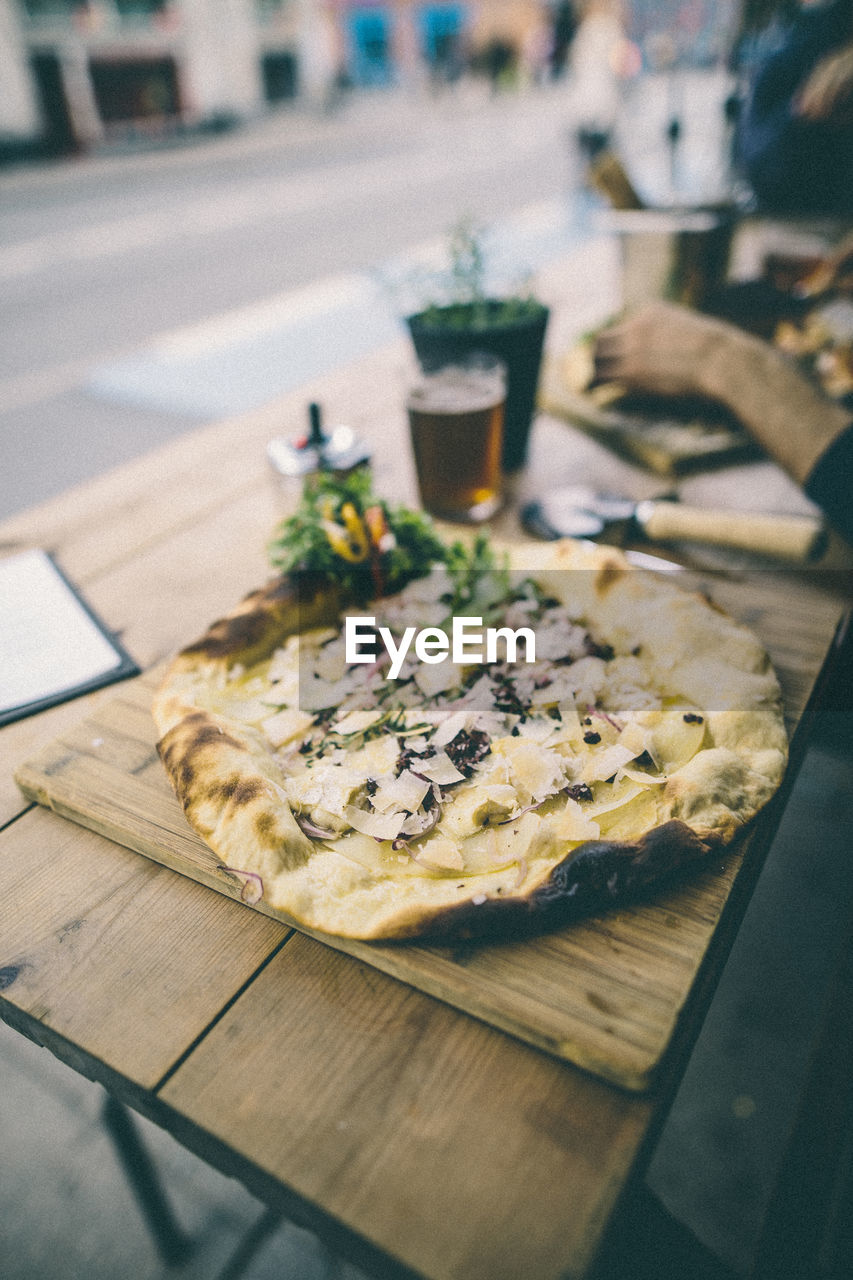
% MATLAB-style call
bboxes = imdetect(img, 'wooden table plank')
[0,805,287,1091]
[157,931,652,1280]
[0,682,125,828]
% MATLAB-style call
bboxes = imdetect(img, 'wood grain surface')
[0,801,288,1090]
[14,575,842,1091]
[157,930,654,1280]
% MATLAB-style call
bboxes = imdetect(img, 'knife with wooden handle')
[522,488,827,563]
[633,499,826,562]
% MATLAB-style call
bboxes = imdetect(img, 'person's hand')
[591,302,732,400]
[592,301,853,487]
[796,44,853,123]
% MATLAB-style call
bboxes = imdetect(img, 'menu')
[0,548,138,727]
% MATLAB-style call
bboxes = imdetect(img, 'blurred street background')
[1,0,739,518]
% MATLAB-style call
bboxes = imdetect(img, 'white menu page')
[0,548,137,725]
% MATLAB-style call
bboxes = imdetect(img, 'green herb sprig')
[418,216,546,331]
[268,469,495,603]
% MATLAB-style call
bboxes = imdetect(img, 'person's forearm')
[698,329,852,485]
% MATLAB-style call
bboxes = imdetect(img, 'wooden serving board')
[539,353,759,476]
[14,576,844,1092]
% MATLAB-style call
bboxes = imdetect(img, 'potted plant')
[405,219,550,472]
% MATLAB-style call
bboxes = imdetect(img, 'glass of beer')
[407,356,506,522]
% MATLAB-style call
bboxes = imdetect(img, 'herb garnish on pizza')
[153,474,787,941]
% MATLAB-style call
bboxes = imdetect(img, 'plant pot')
[406,300,550,471]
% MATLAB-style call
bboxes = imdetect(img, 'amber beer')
[407,359,506,522]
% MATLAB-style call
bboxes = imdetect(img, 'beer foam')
[408,366,505,414]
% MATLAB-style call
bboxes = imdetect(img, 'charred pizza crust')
[153,540,787,941]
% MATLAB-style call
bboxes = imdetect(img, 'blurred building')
[331,0,550,90]
[1,0,44,155]
[0,0,307,155]
[628,0,740,68]
[0,0,555,157]
[0,0,740,160]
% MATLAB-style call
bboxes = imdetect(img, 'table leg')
[101,1094,194,1266]
[215,1206,284,1280]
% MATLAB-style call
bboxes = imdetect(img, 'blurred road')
[0,84,578,518]
[0,70,733,519]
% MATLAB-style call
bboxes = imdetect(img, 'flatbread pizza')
[154,524,787,942]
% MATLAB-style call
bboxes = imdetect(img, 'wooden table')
[2,240,851,1280]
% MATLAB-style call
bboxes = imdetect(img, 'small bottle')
[267,402,371,498]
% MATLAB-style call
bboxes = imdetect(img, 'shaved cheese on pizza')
[154,539,788,941]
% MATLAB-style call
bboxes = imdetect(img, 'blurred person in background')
[591,298,853,544]
[479,36,520,92]
[522,5,558,86]
[549,0,579,79]
[733,0,853,213]
[564,0,635,159]
[299,1,346,112]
